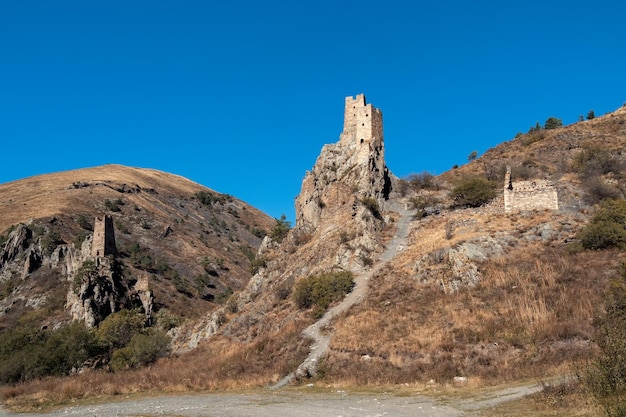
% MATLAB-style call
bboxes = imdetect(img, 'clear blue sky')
[1,1,625,222]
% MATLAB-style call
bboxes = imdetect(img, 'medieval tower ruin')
[91,215,116,258]
[503,166,559,213]
[340,94,384,165]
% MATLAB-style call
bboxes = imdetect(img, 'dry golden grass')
[0,165,202,233]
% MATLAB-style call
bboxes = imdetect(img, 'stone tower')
[91,215,116,258]
[340,94,384,164]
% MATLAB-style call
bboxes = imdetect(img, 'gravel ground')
[0,389,463,417]
[0,382,544,417]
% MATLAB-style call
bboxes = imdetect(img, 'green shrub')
[450,176,497,208]
[115,220,130,234]
[73,231,87,248]
[293,271,355,312]
[270,214,291,243]
[0,323,98,383]
[41,231,64,255]
[104,199,123,212]
[96,310,145,351]
[195,190,231,206]
[545,116,563,129]
[409,194,439,212]
[361,197,382,219]
[110,330,170,372]
[73,260,98,293]
[249,226,267,238]
[154,309,181,331]
[577,199,626,250]
[77,214,92,231]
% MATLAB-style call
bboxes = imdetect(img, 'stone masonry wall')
[504,166,559,213]
[341,94,384,165]
[91,215,117,258]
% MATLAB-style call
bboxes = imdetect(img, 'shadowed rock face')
[295,94,391,231]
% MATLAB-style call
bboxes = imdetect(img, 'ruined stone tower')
[91,215,116,258]
[340,94,384,165]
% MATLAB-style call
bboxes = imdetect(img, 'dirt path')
[273,204,414,388]
[0,382,546,417]
[0,390,461,417]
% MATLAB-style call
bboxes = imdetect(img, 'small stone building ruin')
[503,166,559,213]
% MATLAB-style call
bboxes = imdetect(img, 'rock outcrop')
[0,218,152,328]
[295,94,391,231]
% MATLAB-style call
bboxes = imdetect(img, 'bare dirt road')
[0,381,545,417]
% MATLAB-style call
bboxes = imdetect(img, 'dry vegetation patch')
[325,245,623,386]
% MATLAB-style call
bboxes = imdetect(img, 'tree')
[405,172,437,191]
[544,116,563,130]
[588,110,596,120]
[450,176,497,208]
[576,199,626,250]
[528,121,542,133]
[270,214,291,243]
[96,310,145,351]
[467,150,478,162]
